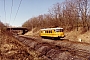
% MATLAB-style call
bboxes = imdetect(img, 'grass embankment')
[0,31,43,60]
[25,27,90,43]
[65,27,90,43]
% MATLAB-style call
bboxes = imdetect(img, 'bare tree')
[22,0,90,31]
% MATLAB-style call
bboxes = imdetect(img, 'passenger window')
[51,30,52,33]
[49,31,50,33]
[45,31,46,33]
[47,31,48,33]
[46,31,48,33]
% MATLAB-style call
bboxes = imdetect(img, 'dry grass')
[25,27,90,44]
[24,27,40,37]
[65,27,90,43]
[0,31,44,60]
[1,27,90,60]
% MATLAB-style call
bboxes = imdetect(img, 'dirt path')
[1,30,90,60]
[15,35,90,60]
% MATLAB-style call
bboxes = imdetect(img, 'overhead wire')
[0,16,1,22]
[9,0,13,26]
[13,0,22,25]
[4,0,6,23]
[0,1,1,22]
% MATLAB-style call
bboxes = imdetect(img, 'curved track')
[14,35,90,60]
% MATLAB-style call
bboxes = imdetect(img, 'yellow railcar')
[40,28,65,38]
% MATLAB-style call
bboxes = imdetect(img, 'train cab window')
[56,29,63,32]
[41,31,45,33]
[60,29,63,32]
[43,31,45,33]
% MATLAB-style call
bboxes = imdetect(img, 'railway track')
[14,35,90,60]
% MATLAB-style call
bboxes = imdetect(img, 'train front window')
[55,29,63,32]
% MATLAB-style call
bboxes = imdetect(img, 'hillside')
[0,31,44,60]
[24,27,90,44]
[65,27,90,43]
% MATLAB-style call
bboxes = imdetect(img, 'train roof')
[40,28,63,30]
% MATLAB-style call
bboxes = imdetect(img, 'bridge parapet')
[7,27,29,35]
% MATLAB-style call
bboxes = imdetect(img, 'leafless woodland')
[22,0,90,31]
